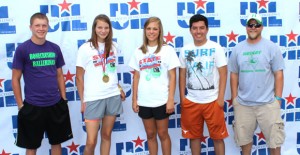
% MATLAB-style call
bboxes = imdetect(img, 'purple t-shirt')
[12,39,65,106]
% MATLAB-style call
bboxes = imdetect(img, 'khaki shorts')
[232,98,285,148]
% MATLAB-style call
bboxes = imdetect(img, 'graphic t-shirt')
[12,39,65,106]
[76,42,120,102]
[179,40,227,103]
[128,45,180,107]
[228,38,285,106]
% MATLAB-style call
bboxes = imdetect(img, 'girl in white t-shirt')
[76,14,125,155]
[129,17,180,155]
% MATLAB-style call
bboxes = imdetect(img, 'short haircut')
[30,12,49,26]
[189,14,208,29]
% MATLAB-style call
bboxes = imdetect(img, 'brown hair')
[88,14,113,58]
[30,12,49,26]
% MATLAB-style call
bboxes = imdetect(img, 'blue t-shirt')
[228,38,285,106]
[12,39,65,106]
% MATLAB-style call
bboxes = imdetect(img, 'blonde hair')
[139,17,166,54]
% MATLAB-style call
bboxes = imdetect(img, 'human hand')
[216,97,224,107]
[81,102,86,113]
[132,101,139,113]
[120,90,126,101]
[166,101,175,114]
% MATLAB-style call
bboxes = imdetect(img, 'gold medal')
[102,75,109,83]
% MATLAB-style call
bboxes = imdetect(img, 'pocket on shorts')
[57,98,69,112]
[18,103,34,116]
[232,97,239,106]
[181,98,193,108]
[269,121,285,148]
[232,120,240,145]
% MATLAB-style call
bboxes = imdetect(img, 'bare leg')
[100,115,116,155]
[26,149,37,155]
[190,138,201,155]
[241,142,252,155]
[84,120,100,155]
[156,118,171,155]
[51,144,62,155]
[213,139,225,155]
[142,118,158,155]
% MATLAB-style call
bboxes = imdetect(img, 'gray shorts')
[232,98,285,148]
[84,95,123,120]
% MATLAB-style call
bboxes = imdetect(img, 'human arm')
[166,68,176,114]
[76,66,85,113]
[274,70,284,105]
[217,65,227,107]
[230,72,239,101]
[57,68,67,100]
[12,69,23,110]
[179,68,186,104]
[118,84,126,101]
[132,70,140,113]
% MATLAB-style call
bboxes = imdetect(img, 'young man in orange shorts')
[179,14,228,155]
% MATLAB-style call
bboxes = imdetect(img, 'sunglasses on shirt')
[247,23,262,28]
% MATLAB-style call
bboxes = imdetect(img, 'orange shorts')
[181,98,228,140]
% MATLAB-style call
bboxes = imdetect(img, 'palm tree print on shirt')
[186,50,214,90]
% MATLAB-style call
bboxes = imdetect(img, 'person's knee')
[85,140,97,150]
[157,130,169,141]
[146,131,157,140]
[213,139,224,144]
[101,132,112,142]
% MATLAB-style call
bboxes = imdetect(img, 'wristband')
[275,96,282,100]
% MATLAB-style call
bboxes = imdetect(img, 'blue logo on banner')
[169,103,181,128]
[50,141,85,155]
[270,31,299,60]
[164,32,184,56]
[180,136,215,155]
[177,0,221,28]
[64,70,79,101]
[11,115,18,139]
[0,79,16,107]
[6,43,21,70]
[0,6,16,34]
[281,93,300,122]
[40,0,87,32]
[210,31,247,58]
[224,100,234,125]
[110,0,149,30]
[116,136,149,155]
[113,114,127,132]
[240,0,282,27]
[250,131,268,155]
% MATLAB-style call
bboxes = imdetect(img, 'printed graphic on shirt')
[241,50,266,73]
[92,49,116,73]
[139,54,161,81]
[30,52,56,67]
[184,48,215,90]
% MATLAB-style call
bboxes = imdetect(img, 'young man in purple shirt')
[12,12,73,155]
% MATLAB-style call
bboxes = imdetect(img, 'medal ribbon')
[97,48,107,75]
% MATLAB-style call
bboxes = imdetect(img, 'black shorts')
[138,104,173,120]
[15,98,73,149]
